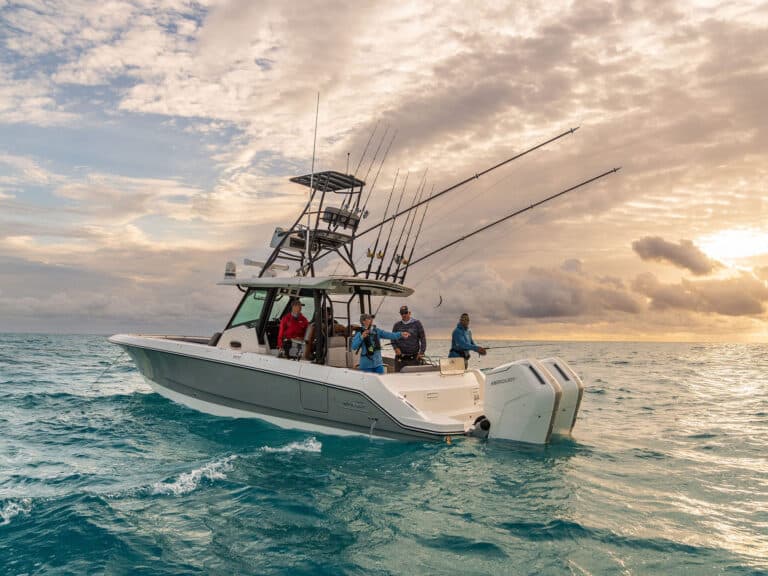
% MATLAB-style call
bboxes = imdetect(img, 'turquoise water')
[1,334,766,575]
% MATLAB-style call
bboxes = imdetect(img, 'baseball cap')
[399,305,410,314]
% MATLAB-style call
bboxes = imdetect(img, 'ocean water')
[1,334,766,575]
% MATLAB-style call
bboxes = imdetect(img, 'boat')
[110,128,619,443]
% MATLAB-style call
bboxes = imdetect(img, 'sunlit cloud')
[0,0,767,339]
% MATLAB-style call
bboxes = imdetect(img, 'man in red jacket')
[278,299,309,357]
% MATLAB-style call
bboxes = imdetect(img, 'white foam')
[261,437,322,454]
[151,455,237,496]
[0,498,32,526]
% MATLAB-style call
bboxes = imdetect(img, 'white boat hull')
[110,334,582,444]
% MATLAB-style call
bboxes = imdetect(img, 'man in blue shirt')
[352,313,409,374]
[449,313,486,369]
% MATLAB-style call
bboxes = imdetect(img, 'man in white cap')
[392,305,427,372]
[351,313,409,374]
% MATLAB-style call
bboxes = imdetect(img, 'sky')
[1,0,767,341]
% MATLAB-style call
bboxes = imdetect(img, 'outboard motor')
[540,357,584,436]
[467,415,491,439]
[483,359,562,444]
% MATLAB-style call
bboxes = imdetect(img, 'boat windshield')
[230,288,268,327]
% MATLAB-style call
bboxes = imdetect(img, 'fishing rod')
[397,184,432,284]
[374,172,409,280]
[359,130,397,218]
[482,343,558,350]
[341,126,389,216]
[364,170,399,278]
[388,170,428,282]
[354,126,580,240]
[353,122,379,177]
[405,166,621,269]
[308,127,581,271]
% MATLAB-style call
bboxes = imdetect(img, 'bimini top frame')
[258,170,368,279]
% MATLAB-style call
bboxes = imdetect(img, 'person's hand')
[478,347,487,355]
[417,353,423,360]
[400,332,410,339]
[394,348,401,356]
[362,329,370,338]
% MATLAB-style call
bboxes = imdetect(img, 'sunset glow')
[1,0,767,342]
[698,229,768,263]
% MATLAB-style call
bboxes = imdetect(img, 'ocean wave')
[0,498,32,526]
[150,455,238,496]
[261,437,323,454]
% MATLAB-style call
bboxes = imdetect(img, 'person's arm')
[469,332,480,352]
[469,331,486,355]
[392,322,402,355]
[450,328,460,352]
[277,315,287,348]
[459,329,479,353]
[377,327,409,341]
[417,320,426,355]
[351,330,363,351]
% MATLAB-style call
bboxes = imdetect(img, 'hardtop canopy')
[289,171,365,192]
[218,275,413,297]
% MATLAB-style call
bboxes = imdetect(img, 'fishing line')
[89,349,126,392]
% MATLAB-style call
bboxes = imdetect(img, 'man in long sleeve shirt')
[277,300,309,357]
[448,313,486,369]
[392,305,427,372]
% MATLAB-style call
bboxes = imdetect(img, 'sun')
[697,228,768,262]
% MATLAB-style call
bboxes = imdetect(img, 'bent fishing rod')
[403,166,621,272]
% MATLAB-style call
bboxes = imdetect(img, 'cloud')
[1,0,768,340]
[632,236,721,275]
[508,264,643,319]
[632,271,768,316]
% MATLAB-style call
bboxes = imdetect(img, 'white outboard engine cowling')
[483,359,562,444]
[540,357,584,436]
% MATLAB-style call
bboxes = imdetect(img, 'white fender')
[483,359,562,444]
[540,357,584,436]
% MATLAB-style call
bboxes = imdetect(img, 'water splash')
[261,437,322,454]
[0,498,32,526]
[150,455,238,496]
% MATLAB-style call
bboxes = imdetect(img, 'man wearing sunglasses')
[392,305,427,372]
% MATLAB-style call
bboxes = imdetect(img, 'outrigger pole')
[302,127,581,273]
[402,167,622,272]
[355,126,580,240]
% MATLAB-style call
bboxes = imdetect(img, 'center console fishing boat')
[111,128,619,443]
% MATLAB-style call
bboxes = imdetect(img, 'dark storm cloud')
[632,236,720,275]
[632,272,768,316]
